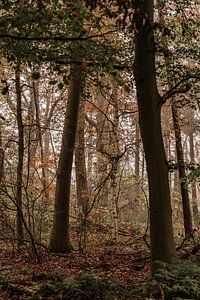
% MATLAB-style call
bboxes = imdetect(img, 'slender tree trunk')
[75,97,90,251]
[75,97,89,215]
[15,59,24,246]
[135,122,140,180]
[189,108,198,222]
[32,80,49,201]
[0,123,4,183]
[134,0,177,273]
[95,91,109,207]
[167,133,172,190]
[134,121,141,212]
[110,95,120,240]
[158,3,193,236]
[49,64,82,253]
[172,107,193,235]
[110,162,119,239]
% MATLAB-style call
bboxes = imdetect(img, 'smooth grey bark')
[134,0,177,272]
[49,64,82,253]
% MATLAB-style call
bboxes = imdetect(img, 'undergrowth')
[1,260,200,299]
[133,260,200,299]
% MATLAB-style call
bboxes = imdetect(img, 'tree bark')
[172,106,193,235]
[95,91,109,207]
[110,93,120,240]
[0,122,4,183]
[134,121,141,212]
[134,0,177,272]
[188,108,198,222]
[75,97,89,215]
[49,64,82,253]
[75,97,90,250]
[32,79,49,201]
[158,5,193,236]
[15,59,24,247]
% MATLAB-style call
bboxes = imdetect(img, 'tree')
[158,3,193,237]
[49,64,82,253]
[0,116,4,183]
[188,108,198,222]
[134,0,177,272]
[15,59,24,247]
[75,96,90,251]
[75,97,90,216]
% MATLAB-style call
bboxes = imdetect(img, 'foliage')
[133,261,200,299]
[0,270,129,300]
[2,258,200,299]
[50,274,124,299]
[187,166,200,186]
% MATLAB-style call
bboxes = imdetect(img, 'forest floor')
[0,237,150,299]
[1,231,200,299]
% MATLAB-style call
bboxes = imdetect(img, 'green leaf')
[57,82,64,90]
[1,87,8,95]
[32,72,40,80]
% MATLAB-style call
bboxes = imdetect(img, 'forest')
[0,0,200,299]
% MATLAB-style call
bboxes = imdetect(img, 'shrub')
[132,261,200,299]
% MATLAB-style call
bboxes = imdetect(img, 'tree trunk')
[15,59,24,247]
[32,79,49,201]
[49,64,82,253]
[95,91,109,207]
[0,122,4,183]
[75,97,89,215]
[158,3,193,236]
[134,121,141,212]
[134,0,177,272]
[188,108,198,222]
[75,97,90,251]
[110,94,120,240]
[172,106,193,235]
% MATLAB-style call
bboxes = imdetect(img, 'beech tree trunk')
[134,0,177,272]
[15,59,24,246]
[49,64,82,253]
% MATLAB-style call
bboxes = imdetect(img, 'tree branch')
[0,30,117,42]
[161,75,200,104]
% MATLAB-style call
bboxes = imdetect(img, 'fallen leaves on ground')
[0,242,150,299]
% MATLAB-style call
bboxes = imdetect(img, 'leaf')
[57,82,64,90]
[49,80,57,85]
[1,87,8,95]
[32,72,40,80]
